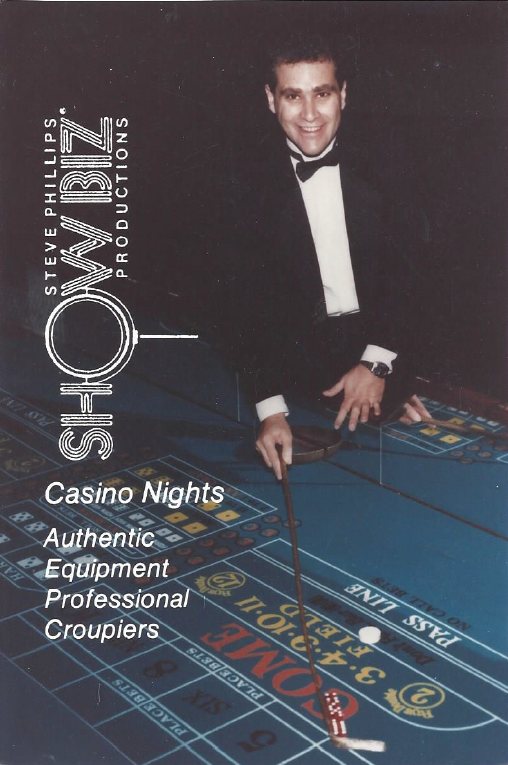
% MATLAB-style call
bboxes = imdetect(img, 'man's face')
[265,59,346,157]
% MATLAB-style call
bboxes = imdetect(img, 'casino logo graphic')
[384,682,445,720]
[43,113,199,463]
[195,571,246,596]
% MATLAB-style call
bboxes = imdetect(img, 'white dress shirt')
[256,138,397,422]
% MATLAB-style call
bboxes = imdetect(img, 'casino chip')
[176,547,193,556]
[358,626,381,644]
[212,546,230,556]
[198,538,215,547]
[236,537,255,546]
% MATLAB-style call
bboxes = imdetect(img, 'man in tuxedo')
[231,34,428,478]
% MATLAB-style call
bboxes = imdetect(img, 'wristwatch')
[360,360,391,378]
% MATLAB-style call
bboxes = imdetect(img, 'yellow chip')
[103,477,124,486]
[421,428,441,436]
[182,522,207,534]
[216,510,240,521]
[440,435,461,444]
[199,501,221,511]
[134,467,157,477]
[448,417,465,425]
[164,512,188,523]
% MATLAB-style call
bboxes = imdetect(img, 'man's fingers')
[255,413,293,480]
[282,442,292,467]
[275,435,293,471]
[255,440,272,469]
[334,397,380,430]
[256,434,292,480]
[323,377,345,397]
[348,404,361,431]
[334,401,350,430]
[409,395,432,419]
[398,396,433,426]
[360,401,370,423]
[403,404,421,423]
[278,429,293,476]
[266,442,282,480]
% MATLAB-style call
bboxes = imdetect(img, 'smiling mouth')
[298,126,324,133]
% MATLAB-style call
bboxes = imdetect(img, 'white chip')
[358,626,381,644]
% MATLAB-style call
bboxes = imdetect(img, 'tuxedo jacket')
[210,131,415,403]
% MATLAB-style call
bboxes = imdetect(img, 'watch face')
[373,363,390,377]
[360,360,390,377]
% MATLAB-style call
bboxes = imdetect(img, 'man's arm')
[255,395,292,480]
[256,359,430,479]
[255,381,429,480]
[255,412,292,481]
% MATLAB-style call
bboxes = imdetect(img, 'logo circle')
[205,572,246,591]
[398,683,446,710]
[45,288,138,381]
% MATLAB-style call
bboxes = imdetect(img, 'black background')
[1,1,506,397]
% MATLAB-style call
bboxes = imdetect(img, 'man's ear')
[265,84,276,114]
[340,81,347,110]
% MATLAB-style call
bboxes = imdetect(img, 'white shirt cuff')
[256,395,289,421]
[361,344,398,371]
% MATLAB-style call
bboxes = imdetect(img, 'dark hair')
[264,31,347,91]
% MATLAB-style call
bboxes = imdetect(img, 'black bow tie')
[290,141,341,182]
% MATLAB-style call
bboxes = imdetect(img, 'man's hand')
[256,413,292,480]
[323,364,385,431]
[399,394,431,424]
